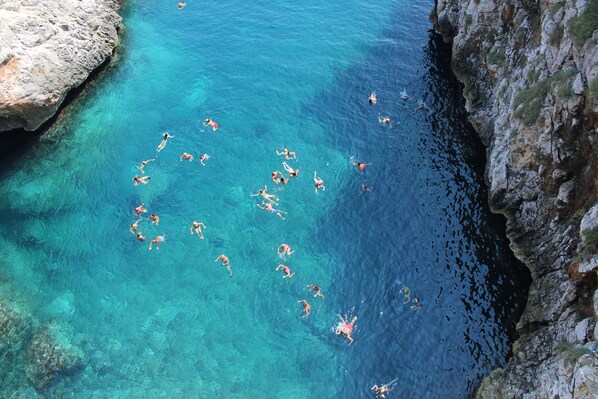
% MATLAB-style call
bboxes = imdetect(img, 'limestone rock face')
[0,0,122,132]
[432,0,598,397]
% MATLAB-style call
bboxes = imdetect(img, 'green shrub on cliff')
[513,70,577,126]
[590,78,598,101]
[487,47,505,66]
[584,226,598,254]
[556,342,595,362]
[569,0,598,45]
[550,24,564,46]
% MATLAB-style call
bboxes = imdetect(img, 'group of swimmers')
[124,87,432,396]
[128,127,211,254]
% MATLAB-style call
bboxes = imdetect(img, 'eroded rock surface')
[0,0,122,132]
[432,0,597,397]
[25,323,85,390]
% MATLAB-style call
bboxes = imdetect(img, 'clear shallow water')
[0,0,529,397]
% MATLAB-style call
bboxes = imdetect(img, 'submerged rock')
[432,0,597,397]
[0,0,123,132]
[0,301,33,355]
[25,323,85,391]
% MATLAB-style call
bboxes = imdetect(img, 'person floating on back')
[371,380,398,399]
[130,218,142,234]
[282,162,299,179]
[368,91,377,104]
[276,147,297,160]
[271,171,288,185]
[149,214,160,226]
[190,221,206,239]
[313,171,325,194]
[215,254,233,277]
[136,158,156,174]
[400,87,410,100]
[250,185,280,205]
[199,153,210,166]
[308,284,325,299]
[278,243,295,258]
[156,132,174,152]
[133,175,150,186]
[256,202,287,220]
[297,299,311,318]
[149,235,165,250]
[276,264,294,279]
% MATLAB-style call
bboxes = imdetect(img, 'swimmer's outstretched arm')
[256,203,266,210]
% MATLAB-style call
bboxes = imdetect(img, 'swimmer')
[129,218,142,234]
[276,147,297,160]
[352,159,371,172]
[203,118,219,131]
[271,171,282,185]
[368,91,377,104]
[132,175,150,186]
[135,158,156,174]
[135,232,146,241]
[276,264,294,279]
[190,221,206,239]
[282,162,299,179]
[297,299,311,318]
[148,234,165,250]
[199,153,210,166]
[277,243,295,258]
[401,287,411,304]
[215,254,233,277]
[411,297,422,311]
[250,185,279,205]
[378,115,391,125]
[256,202,287,220]
[371,381,395,398]
[335,315,357,345]
[178,1,186,8]
[308,284,325,299]
[400,87,410,100]
[414,99,429,112]
[156,132,174,152]
[362,182,373,192]
[134,203,147,216]
[180,152,194,162]
[149,214,160,225]
[313,171,325,194]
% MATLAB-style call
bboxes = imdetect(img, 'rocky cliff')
[0,0,122,132]
[432,0,598,397]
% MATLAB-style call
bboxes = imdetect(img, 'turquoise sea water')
[0,0,530,397]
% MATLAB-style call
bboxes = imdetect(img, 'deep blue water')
[0,0,529,397]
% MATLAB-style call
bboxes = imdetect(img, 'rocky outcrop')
[0,0,123,132]
[432,0,598,397]
[25,323,85,390]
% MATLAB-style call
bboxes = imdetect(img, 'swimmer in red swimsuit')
[203,118,219,131]
[335,315,357,345]
[180,152,194,162]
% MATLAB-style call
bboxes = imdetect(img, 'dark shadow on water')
[303,12,531,398]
